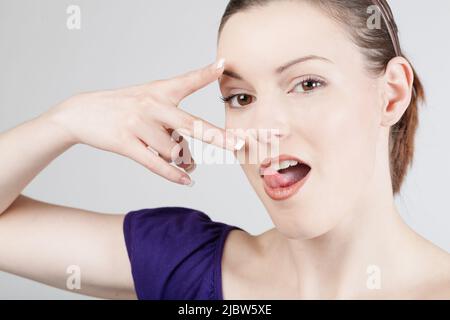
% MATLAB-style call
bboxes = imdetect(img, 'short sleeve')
[122,206,242,300]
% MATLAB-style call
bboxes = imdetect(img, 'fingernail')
[185,162,196,173]
[234,138,245,151]
[180,176,195,187]
[216,58,225,70]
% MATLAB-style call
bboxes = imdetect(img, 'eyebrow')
[221,55,332,81]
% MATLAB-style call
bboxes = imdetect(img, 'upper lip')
[259,154,311,176]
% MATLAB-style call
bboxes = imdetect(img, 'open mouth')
[259,155,311,200]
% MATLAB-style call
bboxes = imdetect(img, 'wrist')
[38,101,79,148]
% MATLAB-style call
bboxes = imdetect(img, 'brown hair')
[218,0,425,195]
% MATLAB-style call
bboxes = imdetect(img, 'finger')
[165,128,196,172]
[158,106,245,152]
[134,125,196,172]
[164,58,225,104]
[133,125,177,162]
[123,139,193,186]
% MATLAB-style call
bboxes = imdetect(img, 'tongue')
[263,164,310,188]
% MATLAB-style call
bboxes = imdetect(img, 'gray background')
[0,0,448,299]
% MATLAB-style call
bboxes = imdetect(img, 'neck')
[277,146,417,298]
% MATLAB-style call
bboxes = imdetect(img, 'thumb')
[164,58,225,105]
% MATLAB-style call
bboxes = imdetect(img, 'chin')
[265,205,339,240]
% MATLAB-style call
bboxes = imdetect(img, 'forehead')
[217,1,360,76]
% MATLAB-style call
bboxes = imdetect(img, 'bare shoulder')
[423,283,450,299]
[222,228,262,275]
[425,249,450,299]
[413,237,450,299]
[221,227,273,299]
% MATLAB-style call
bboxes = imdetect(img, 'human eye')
[289,76,327,95]
[219,93,256,109]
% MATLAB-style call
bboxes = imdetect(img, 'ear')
[380,56,414,127]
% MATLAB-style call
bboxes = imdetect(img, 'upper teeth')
[272,160,298,171]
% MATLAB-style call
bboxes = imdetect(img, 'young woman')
[0,0,449,299]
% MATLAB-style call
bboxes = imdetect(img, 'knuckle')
[110,135,126,152]
[146,80,173,102]
[148,79,164,88]
[141,155,156,171]
[183,117,195,131]
[127,85,161,107]
[134,93,155,107]
[181,114,200,131]
[118,134,137,151]
[146,79,169,93]
[118,130,134,147]
[124,113,144,130]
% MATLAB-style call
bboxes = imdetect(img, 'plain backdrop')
[0,0,449,299]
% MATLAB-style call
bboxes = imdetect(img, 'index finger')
[159,106,246,152]
[164,58,226,105]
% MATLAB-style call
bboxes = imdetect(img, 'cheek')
[225,109,260,148]
[225,110,241,132]
[308,92,379,192]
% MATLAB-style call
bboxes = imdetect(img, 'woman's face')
[217,1,385,239]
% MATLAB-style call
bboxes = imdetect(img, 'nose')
[252,101,292,145]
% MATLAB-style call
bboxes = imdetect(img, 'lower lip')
[262,170,311,201]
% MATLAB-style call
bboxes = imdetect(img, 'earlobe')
[380,57,414,127]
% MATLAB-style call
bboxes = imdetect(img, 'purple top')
[123,206,243,300]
